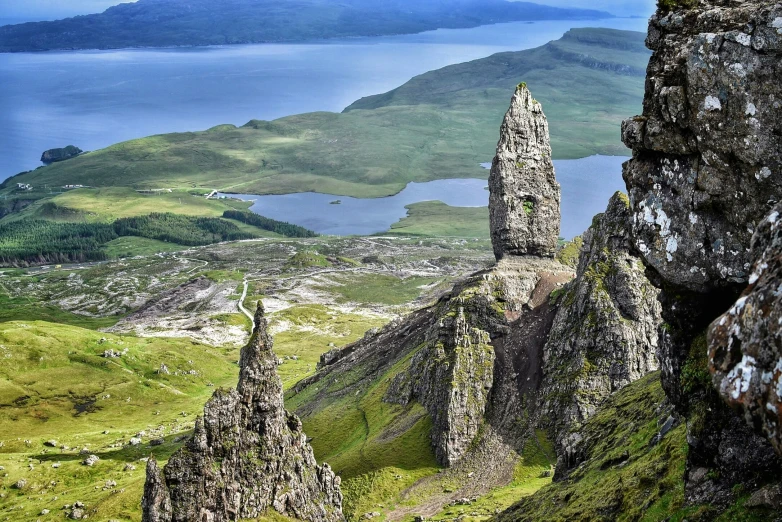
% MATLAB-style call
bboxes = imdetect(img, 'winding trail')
[238,279,255,329]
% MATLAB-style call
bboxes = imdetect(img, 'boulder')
[40,145,82,164]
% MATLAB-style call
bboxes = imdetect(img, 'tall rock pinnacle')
[489,84,561,260]
[141,303,344,522]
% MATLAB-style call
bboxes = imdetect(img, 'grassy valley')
[0,236,495,520]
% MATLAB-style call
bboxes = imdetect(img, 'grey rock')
[709,202,782,455]
[622,1,782,293]
[14,478,26,489]
[41,145,82,164]
[744,483,782,510]
[539,192,661,460]
[386,307,495,466]
[489,84,560,260]
[44,440,58,447]
[141,303,343,522]
[621,0,782,507]
[82,455,99,467]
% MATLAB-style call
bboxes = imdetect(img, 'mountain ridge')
[0,0,611,53]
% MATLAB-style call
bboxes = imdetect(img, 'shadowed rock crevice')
[141,303,343,522]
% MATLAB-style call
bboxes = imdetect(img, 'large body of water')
[0,17,648,181]
[223,155,628,239]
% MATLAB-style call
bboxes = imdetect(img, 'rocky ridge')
[141,304,343,522]
[294,85,663,518]
[538,192,662,471]
[621,0,782,508]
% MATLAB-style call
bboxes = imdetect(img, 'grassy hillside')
[0,0,608,53]
[0,321,241,521]
[388,201,490,238]
[3,29,648,207]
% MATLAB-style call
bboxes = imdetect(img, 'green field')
[388,201,490,238]
[2,29,648,207]
[0,321,241,521]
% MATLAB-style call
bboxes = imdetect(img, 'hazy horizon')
[1,0,656,25]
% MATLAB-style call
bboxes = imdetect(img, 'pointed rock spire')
[489,84,561,260]
[141,303,344,522]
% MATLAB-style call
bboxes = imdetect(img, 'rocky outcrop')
[385,308,494,466]
[489,84,561,260]
[709,202,782,455]
[622,0,782,507]
[538,192,661,469]
[622,1,782,293]
[383,257,572,466]
[40,145,82,164]
[141,304,343,522]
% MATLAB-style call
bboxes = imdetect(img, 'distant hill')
[2,29,648,199]
[2,28,648,212]
[0,0,611,53]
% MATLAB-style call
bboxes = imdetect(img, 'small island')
[41,145,83,164]
[330,200,342,205]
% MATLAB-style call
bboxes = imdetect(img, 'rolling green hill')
[0,0,609,53]
[3,28,648,206]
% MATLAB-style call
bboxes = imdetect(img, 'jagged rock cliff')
[622,1,781,292]
[489,84,561,260]
[141,304,343,522]
[297,87,662,519]
[385,307,495,466]
[709,202,782,455]
[622,0,782,507]
[382,256,572,467]
[538,192,661,469]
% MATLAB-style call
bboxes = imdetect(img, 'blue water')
[222,155,627,239]
[0,18,648,181]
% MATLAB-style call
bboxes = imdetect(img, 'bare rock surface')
[622,1,782,293]
[489,84,561,260]
[539,192,661,468]
[141,304,343,522]
[622,0,782,507]
[709,202,782,455]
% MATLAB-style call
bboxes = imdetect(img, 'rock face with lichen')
[141,304,343,522]
[622,1,782,292]
[489,84,561,260]
[709,202,782,455]
[539,192,661,469]
[622,0,782,508]
[385,307,495,466]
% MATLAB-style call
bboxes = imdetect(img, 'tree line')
[0,211,317,266]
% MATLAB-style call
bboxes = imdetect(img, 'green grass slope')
[0,321,240,521]
[388,201,490,238]
[3,29,648,203]
[347,28,649,160]
[497,372,689,522]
